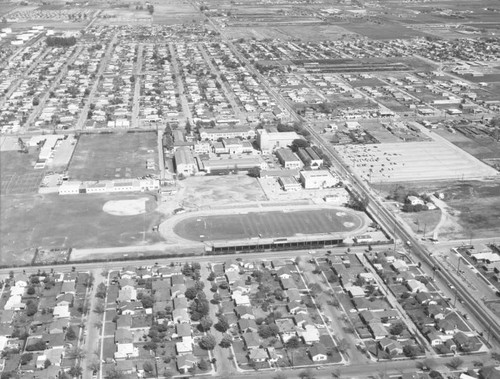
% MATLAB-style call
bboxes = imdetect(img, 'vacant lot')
[375,180,500,239]
[0,193,163,265]
[0,149,44,195]
[174,175,267,209]
[152,1,203,25]
[173,208,365,241]
[341,21,431,39]
[436,128,500,167]
[68,132,157,181]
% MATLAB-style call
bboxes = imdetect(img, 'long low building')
[198,155,268,174]
[59,179,159,195]
[199,127,256,141]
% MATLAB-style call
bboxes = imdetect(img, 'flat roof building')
[174,147,196,176]
[257,129,300,153]
[276,148,303,170]
[300,170,339,189]
[199,127,255,141]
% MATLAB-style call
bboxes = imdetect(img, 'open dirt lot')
[375,180,500,240]
[0,149,44,195]
[169,175,267,211]
[68,132,157,181]
[0,193,163,266]
[335,141,499,183]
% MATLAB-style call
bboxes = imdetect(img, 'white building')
[299,170,339,189]
[174,147,197,176]
[256,129,300,153]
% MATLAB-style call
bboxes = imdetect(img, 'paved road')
[131,43,144,128]
[168,42,193,127]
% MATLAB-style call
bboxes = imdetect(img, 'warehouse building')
[174,146,197,176]
[276,148,303,170]
[297,147,323,169]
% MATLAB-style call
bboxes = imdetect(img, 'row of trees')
[46,36,77,47]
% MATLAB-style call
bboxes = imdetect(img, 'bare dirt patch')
[103,197,151,216]
[168,175,267,211]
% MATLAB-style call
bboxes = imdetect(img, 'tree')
[66,326,77,341]
[68,365,82,378]
[95,283,107,299]
[199,316,213,332]
[389,323,405,336]
[291,139,310,152]
[298,369,315,379]
[215,316,229,332]
[199,334,217,350]
[143,361,154,374]
[106,369,125,379]
[220,334,232,348]
[141,295,154,309]
[185,287,198,300]
[448,357,463,370]
[94,303,104,314]
[207,272,216,281]
[428,371,443,379]
[44,359,51,368]
[403,345,420,358]
[143,341,158,352]
[337,338,349,353]
[258,324,279,338]
[247,167,260,178]
[211,293,222,304]
[198,358,209,371]
[20,353,33,365]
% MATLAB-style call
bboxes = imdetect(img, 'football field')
[172,208,366,242]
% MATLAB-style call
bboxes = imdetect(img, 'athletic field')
[172,208,365,242]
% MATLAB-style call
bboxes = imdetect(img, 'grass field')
[0,149,44,195]
[68,132,157,181]
[375,180,500,239]
[152,1,203,25]
[173,208,365,241]
[341,21,431,40]
[0,193,163,266]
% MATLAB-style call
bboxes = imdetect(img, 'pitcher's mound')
[103,198,149,216]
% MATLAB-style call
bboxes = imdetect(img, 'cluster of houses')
[206,42,285,124]
[86,36,135,129]
[176,42,238,124]
[100,265,209,377]
[35,42,105,130]
[359,251,484,356]
[138,45,181,124]
[0,271,90,377]
[0,41,73,134]
[210,258,340,368]
[234,37,500,64]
